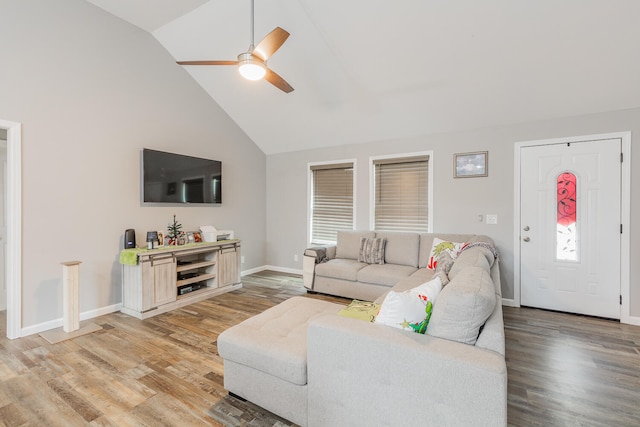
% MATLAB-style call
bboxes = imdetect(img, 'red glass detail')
[557,172,576,226]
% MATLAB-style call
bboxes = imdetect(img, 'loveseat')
[218,231,506,426]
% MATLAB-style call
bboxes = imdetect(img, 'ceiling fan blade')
[176,60,238,66]
[253,27,290,61]
[264,68,294,93]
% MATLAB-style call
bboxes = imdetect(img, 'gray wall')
[0,0,266,329]
[267,107,640,316]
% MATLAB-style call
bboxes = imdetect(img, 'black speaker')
[124,229,136,249]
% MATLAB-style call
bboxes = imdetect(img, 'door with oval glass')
[520,138,621,319]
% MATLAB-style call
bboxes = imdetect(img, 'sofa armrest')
[307,315,507,427]
[303,245,336,290]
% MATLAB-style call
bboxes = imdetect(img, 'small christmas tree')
[167,214,182,244]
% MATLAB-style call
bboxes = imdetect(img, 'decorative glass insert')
[556,172,578,261]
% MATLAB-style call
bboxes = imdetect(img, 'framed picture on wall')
[454,151,488,178]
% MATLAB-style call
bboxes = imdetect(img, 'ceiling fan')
[177,0,294,93]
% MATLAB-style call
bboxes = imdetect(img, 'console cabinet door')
[142,254,176,309]
[152,255,177,306]
[219,246,240,287]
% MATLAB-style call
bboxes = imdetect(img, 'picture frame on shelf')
[156,231,164,246]
[193,232,202,243]
[454,151,488,178]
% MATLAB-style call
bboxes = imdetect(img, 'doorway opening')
[0,120,22,339]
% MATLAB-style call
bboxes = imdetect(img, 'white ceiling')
[86,0,640,155]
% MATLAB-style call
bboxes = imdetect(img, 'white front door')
[520,138,621,319]
[0,142,6,311]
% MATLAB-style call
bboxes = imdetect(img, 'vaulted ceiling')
[86,0,640,155]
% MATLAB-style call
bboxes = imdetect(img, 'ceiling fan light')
[238,54,266,81]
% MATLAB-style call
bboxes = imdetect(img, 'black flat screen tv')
[142,148,222,205]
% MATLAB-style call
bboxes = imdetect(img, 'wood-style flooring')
[1,270,639,426]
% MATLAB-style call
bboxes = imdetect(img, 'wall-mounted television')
[141,148,222,205]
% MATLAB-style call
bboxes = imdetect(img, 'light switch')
[486,214,498,225]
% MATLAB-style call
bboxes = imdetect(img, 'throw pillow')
[434,252,455,285]
[338,300,381,322]
[426,238,464,270]
[375,276,442,333]
[358,237,386,264]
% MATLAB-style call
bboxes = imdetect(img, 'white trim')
[369,151,434,231]
[513,131,632,324]
[501,298,518,307]
[624,315,640,327]
[20,303,122,338]
[261,265,303,276]
[306,159,357,245]
[241,265,268,276]
[242,265,304,276]
[0,120,22,339]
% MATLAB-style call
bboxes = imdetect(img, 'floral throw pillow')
[426,238,464,270]
[375,276,442,333]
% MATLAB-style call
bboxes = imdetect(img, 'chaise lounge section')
[218,232,506,426]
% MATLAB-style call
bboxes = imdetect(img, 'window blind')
[310,163,354,243]
[374,156,429,232]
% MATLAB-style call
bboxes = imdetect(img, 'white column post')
[62,261,81,333]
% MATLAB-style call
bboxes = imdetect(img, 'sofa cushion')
[358,237,386,264]
[426,266,496,345]
[217,297,342,385]
[315,258,368,282]
[375,276,442,332]
[418,233,475,268]
[426,237,464,270]
[357,263,417,287]
[336,231,376,259]
[448,246,493,280]
[374,232,420,267]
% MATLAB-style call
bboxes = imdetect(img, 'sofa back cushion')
[336,231,376,259]
[375,232,420,267]
[426,265,496,345]
[448,245,495,280]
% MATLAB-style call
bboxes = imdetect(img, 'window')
[557,172,578,261]
[309,161,355,244]
[371,153,431,232]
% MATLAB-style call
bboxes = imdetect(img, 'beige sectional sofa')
[218,231,506,426]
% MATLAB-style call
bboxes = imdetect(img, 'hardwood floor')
[1,271,639,426]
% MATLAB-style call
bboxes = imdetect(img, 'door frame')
[0,119,22,339]
[513,131,633,324]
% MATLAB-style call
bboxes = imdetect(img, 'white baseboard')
[240,265,268,276]
[20,303,122,338]
[241,265,303,276]
[501,298,519,307]
[622,315,640,326]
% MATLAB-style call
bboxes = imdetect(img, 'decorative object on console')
[454,151,488,178]
[167,214,183,245]
[200,225,217,242]
[124,229,136,249]
[146,231,158,249]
